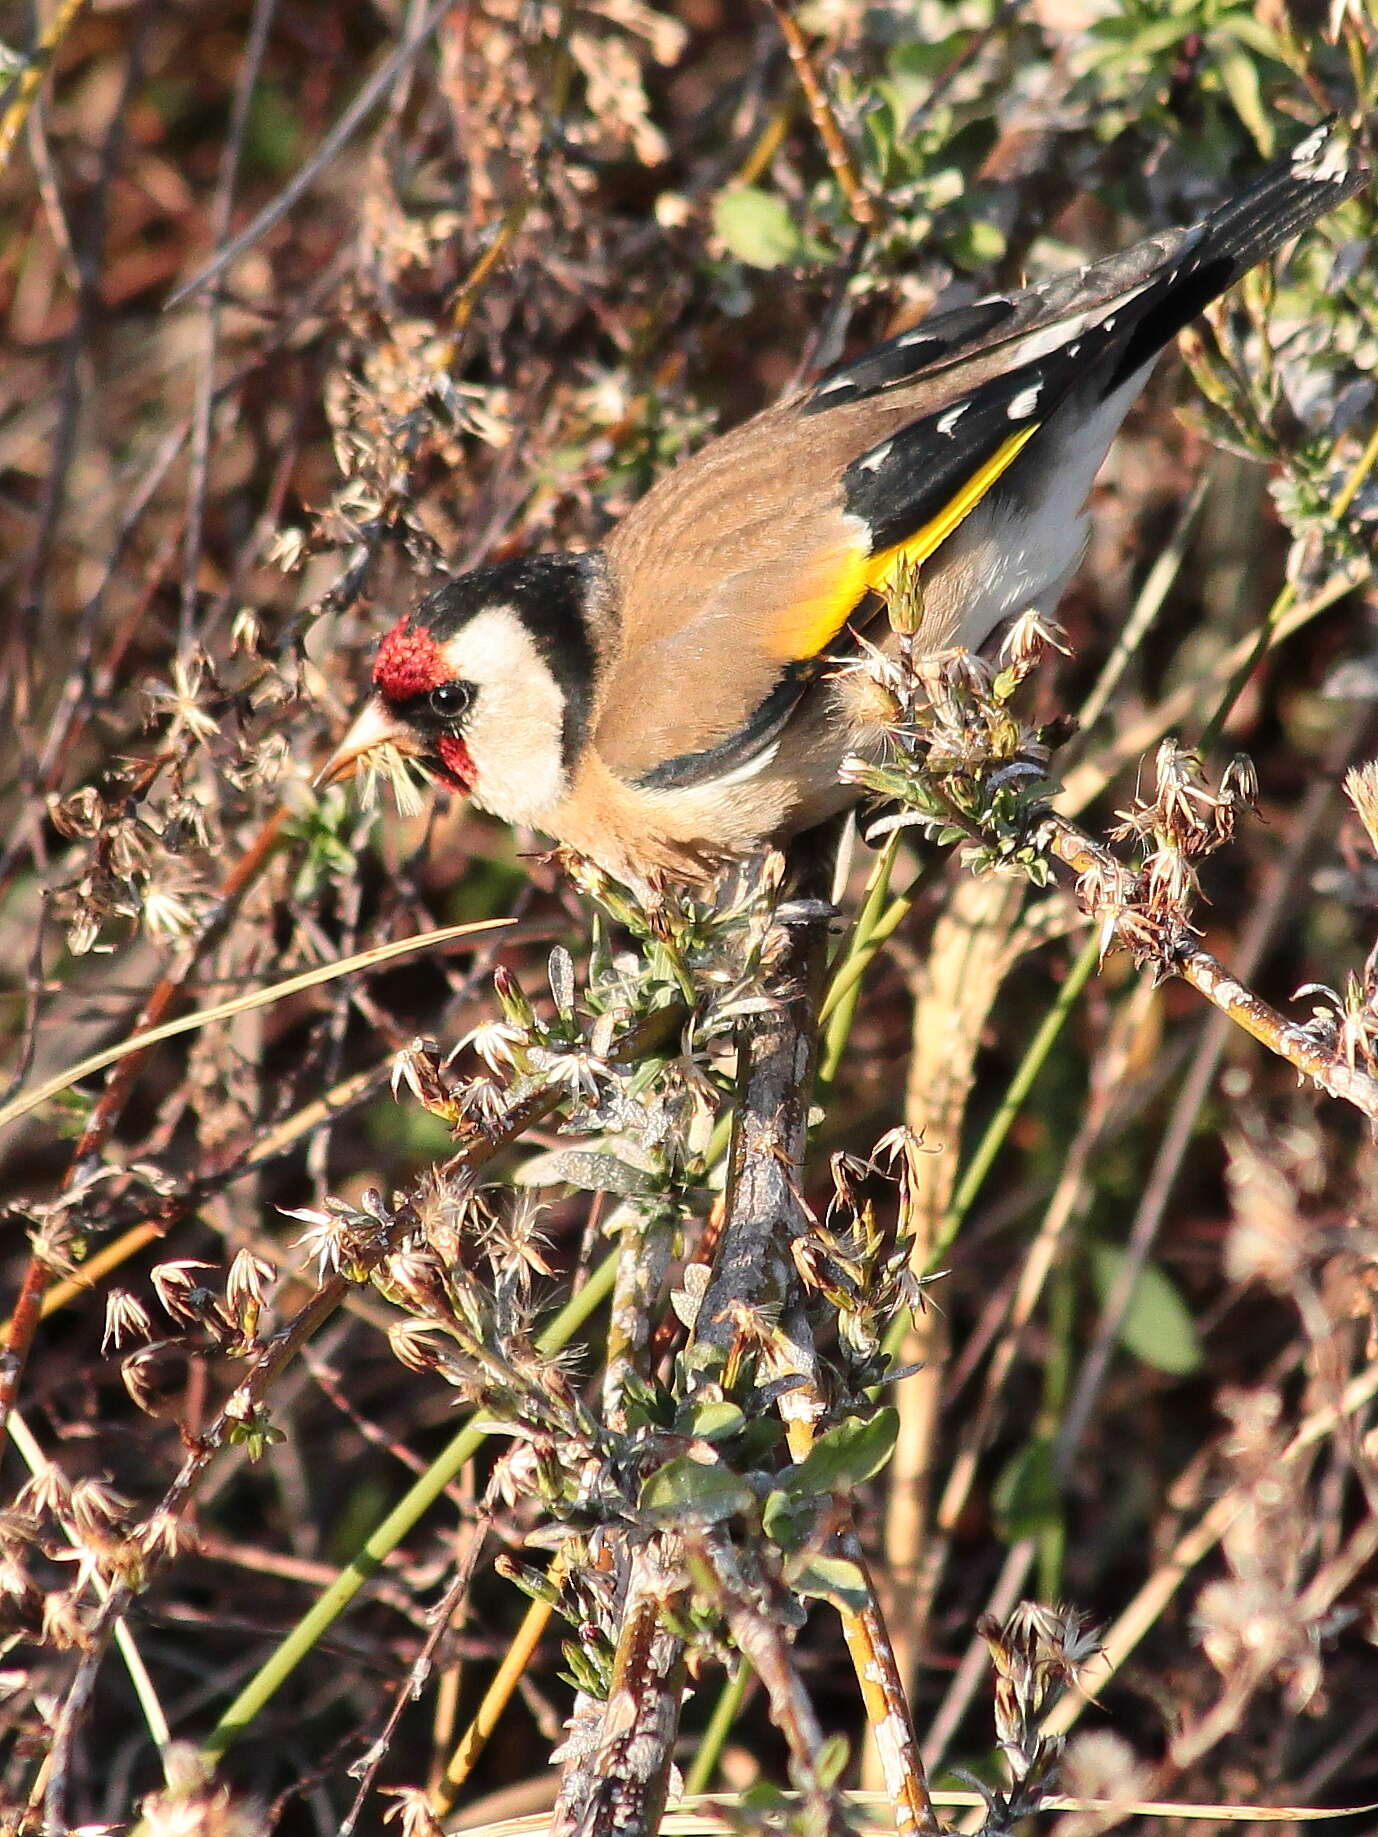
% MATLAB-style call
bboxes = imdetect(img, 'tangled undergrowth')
[3,3,1378,1835]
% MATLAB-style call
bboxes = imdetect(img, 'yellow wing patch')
[768,422,1040,662]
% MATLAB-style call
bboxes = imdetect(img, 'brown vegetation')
[2,4,1378,1834]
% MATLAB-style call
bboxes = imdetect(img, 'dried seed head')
[43,1589,91,1651]
[67,1479,134,1545]
[999,608,1071,675]
[226,1249,274,1311]
[49,786,109,839]
[139,1510,196,1563]
[151,1261,220,1327]
[140,1743,265,1837]
[460,1016,529,1074]
[1223,1134,1308,1290]
[122,1347,172,1415]
[141,879,202,944]
[387,1319,450,1375]
[1344,760,1378,855]
[102,1290,153,1355]
[144,652,222,748]
[1220,752,1259,811]
[355,741,431,818]
[380,1784,446,1837]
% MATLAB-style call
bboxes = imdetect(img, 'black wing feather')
[808,121,1364,425]
[843,123,1366,554]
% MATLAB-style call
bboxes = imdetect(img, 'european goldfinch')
[323,123,1366,887]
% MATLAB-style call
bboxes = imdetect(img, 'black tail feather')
[1102,121,1367,394]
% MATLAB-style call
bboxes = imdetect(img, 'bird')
[321,122,1367,890]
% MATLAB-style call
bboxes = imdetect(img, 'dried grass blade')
[0,918,513,1134]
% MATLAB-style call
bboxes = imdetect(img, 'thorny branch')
[552,868,832,1837]
[845,616,1378,1126]
[1041,811,1378,1121]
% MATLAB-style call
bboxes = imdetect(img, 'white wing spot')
[897,330,939,352]
[936,402,967,436]
[1066,342,1081,357]
[1007,383,1042,420]
[1291,123,1327,165]
[1307,133,1352,185]
[856,438,894,473]
[1102,314,1117,332]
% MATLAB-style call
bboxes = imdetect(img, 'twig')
[832,1531,940,1837]
[1056,716,1373,1467]
[1041,814,1378,1121]
[693,895,829,1355]
[0,809,295,1452]
[764,0,878,231]
[0,0,90,175]
[180,0,281,649]
[694,1530,851,1837]
[165,0,455,307]
[430,1553,570,1816]
[552,1545,689,1837]
[552,865,832,1837]
[339,1506,490,1836]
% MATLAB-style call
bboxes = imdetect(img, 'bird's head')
[320,553,606,827]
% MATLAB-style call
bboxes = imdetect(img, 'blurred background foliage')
[2,0,1378,1832]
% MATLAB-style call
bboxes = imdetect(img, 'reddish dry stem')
[765,0,879,231]
[1044,816,1378,1121]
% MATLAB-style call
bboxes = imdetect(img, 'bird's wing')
[595,123,1364,786]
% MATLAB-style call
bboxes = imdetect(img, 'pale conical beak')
[315,696,416,791]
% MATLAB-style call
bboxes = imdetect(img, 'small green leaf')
[1215,9,1285,62]
[1214,41,1275,158]
[560,1639,610,1699]
[786,1553,870,1613]
[762,1485,820,1552]
[815,1733,852,1789]
[639,1456,753,1524]
[947,216,1007,269]
[787,1407,900,1498]
[515,1148,658,1196]
[676,1399,747,1443]
[713,186,810,269]
[1091,1245,1204,1376]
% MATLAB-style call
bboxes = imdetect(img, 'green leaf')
[639,1456,753,1524]
[946,216,1007,269]
[785,1553,870,1613]
[815,1733,852,1789]
[991,1437,1060,1542]
[1091,1244,1204,1376]
[786,1407,900,1498]
[1215,8,1285,61]
[514,1148,659,1197]
[762,1485,821,1552]
[713,187,810,269]
[560,1639,610,1699]
[1213,41,1275,157]
[676,1399,747,1443]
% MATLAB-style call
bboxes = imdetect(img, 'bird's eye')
[429,681,470,719]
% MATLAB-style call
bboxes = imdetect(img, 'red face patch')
[373,617,447,703]
[436,733,477,792]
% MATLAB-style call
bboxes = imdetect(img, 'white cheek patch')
[442,607,568,827]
